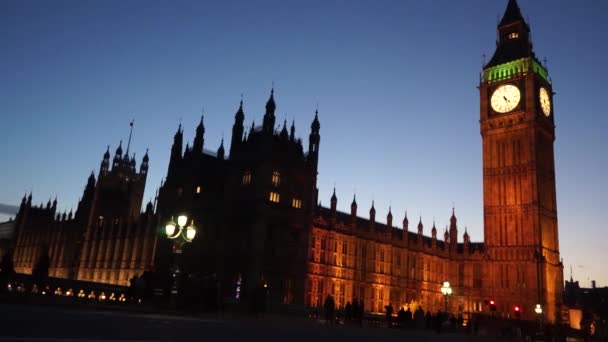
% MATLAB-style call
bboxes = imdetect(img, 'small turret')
[280,119,289,140]
[262,88,276,133]
[369,201,376,224]
[450,207,458,248]
[350,194,357,218]
[290,120,295,142]
[463,227,470,253]
[308,110,321,167]
[330,187,337,212]
[113,141,123,168]
[230,101,244,157]
[217,139,225,160]
[101,146,110,173]
[386,207,393,228]
[444,227,449,243]
[140,149,149,175]
[193,112,205,154]
[417,217,423,235]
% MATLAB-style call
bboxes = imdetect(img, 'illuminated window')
[242,171,251,185]
[269,191,280,203]
[196,186,201,194]
[272,170,280,187]
[508,32,519,39]
[292,198,302,209]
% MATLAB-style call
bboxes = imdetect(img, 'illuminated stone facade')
[307,204,487,316]
[12,145,157,286]
[8,0,563,323]
[305,0,564,323]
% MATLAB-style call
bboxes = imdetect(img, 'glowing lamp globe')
[177,215,188,227]
[186,223,196,241]
[165,221,176,237]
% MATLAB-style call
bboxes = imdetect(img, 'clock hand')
[503,96,511,110]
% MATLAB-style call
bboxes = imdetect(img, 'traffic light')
[513,305,521,318]
[489,299,497,312]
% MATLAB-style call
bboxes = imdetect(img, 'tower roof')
[499,0,525,27]
[485,0,536,68]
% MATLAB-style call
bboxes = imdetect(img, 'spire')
[230,100,245,157]
[311,109,320,132]
[369,200,376,222]
[170,123,183,162]
[103,145,110,159]
[463,226,470,243]
[280,119,288,140]
[193,111,205,154]
[115,140,123,158]
[330,187,337,212]
[387,206,393,227]
[125,119,134,157]
[499,0,525,27]
[417,217,423,234]
[403,210,409,229]
[308,109,320,166]
[486,0,533,68]
[263,87,276,133]
[217,138,225,160]
[290,120,295,142]
[140,148,149,174]
[350,194,357,217]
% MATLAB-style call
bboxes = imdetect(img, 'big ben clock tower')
[480,0,563,322]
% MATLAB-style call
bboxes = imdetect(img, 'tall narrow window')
[292,198,302,208]
[269,191,280,203]
[272,170,280,187]
[196,186,201,194]
[242,171,252,185]
[508,32,519,39]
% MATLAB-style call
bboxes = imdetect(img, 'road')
[0,303,494,341]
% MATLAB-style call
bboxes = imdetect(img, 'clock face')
[539,87,551,116]
[490,84,521,113]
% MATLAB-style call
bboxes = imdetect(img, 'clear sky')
[1,0,606,286]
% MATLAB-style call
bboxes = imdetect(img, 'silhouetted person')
[352,299,360,326]
[253,284,268,317]
[385,302,394,327]
[323,295,335,324]
[0,252,15,291]
[344,301,353,323]
[425,311,432,329]
[397,307,406,329]
[404,307,413,329]
[358,299,365,326]
[32,253,50,288]
[414,306,425,329]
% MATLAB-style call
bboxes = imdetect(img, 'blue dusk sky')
[1,1,607,286]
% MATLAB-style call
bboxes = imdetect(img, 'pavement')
[0,302,498,342]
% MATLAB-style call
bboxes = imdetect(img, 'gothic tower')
[480,0,563,322]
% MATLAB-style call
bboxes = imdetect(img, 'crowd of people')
[320,294,469,334]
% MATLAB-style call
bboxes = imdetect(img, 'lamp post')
[441,281,452,322]
[164,215,196,304]
[535,304,544,339]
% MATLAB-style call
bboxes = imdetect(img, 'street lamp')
[441,281,453,321]
[535,304,544,338]
[164,215,197,305]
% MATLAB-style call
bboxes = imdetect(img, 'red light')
[514,306,520,312]
[490,300,495,305]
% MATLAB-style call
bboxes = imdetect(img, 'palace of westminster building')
[8,0,564,322]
